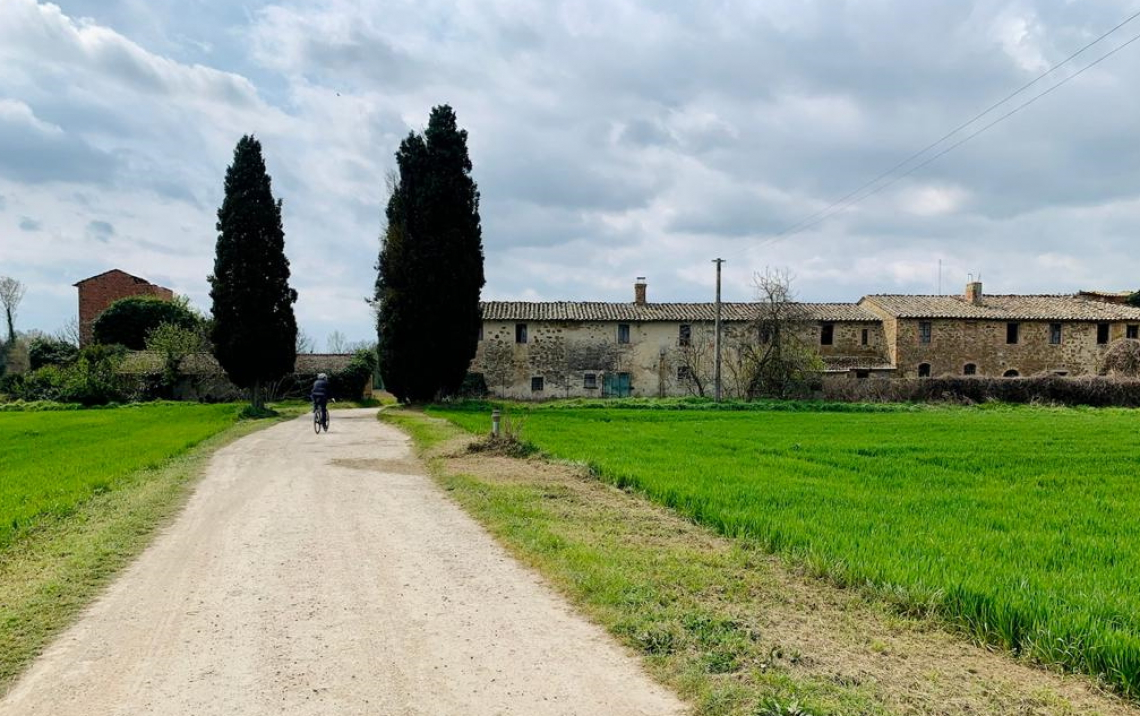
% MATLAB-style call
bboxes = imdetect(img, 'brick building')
[74,269,174,346]
[471,279,1140,399]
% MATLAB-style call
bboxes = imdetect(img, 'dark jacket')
[311,378,331,400]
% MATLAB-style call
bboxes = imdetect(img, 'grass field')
[0,403,239,548]
[431,401,1140,697]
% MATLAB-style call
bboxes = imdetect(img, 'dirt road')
[0,409,684,716]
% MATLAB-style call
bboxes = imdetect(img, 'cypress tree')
[376,106,485,402]
[209,135,298,409]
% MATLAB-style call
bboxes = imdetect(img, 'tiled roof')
[862,295,1140,321]
[73,269,150,287]
[480,301,880,323]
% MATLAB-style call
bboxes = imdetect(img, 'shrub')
[28,337,79,370]
[823,375,1140,407]
[1103,339,1140,378]
[92,297,200,350]
[4,345,129,406]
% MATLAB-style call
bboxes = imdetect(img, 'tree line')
[0,104,485,408]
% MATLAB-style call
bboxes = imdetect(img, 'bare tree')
[1104,338,1140,377]
[0,276,26,342]
[327,330,348,353]
[672,323,715,397]
[296,328,316,354]
[739,268,823,399]
[55,315,81,347]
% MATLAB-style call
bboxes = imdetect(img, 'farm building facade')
[74,269,174,346]
[471,280,1140,399]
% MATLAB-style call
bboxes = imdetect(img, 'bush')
[267,349,378,402]
[823,375,1140,407]
[3,345,130,406]
[1103,339,1140,377]
[92,297,200,350]
[28,337,79,370]
[457,372,488,398]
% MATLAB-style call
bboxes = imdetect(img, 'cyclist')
[311,373,331,426]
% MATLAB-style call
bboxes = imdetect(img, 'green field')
[432,401,1140,696]
[0,404,239,548]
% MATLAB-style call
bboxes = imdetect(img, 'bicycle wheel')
[322,408,330,432]
[313,408,321,434]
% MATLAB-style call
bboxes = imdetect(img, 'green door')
[603,372,632,398]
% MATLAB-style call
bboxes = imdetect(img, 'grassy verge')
[382,408,893,716]
[429,401,1140,698]
[0,408,280,691]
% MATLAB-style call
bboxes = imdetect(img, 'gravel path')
[0,409,685,716]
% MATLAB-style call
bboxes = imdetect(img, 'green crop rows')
[0,404,239,549]
[432,402,1140,697]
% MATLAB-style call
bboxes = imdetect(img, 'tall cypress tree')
[210,135,298,409]
[376,105,485,402]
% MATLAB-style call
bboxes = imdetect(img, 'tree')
[28,336,80,370]
[146,322,210,393]
[209,135,298,409]
[91,296,200,349]
[740,268,824,399]
[296,329,315,354]
[327,330,348,353]
[0,276,25,343]
[1103,338,1140,377]
[1128,291,1140,309]
[375,105,485,402]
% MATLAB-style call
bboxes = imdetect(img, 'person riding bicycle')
[311,373,331,422]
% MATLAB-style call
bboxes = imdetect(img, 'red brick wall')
[77,270,174,346]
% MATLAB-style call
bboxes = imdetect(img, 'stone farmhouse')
[75,269,174,346]
[471,279,1140,399]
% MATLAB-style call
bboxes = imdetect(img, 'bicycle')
[313,401,329,433]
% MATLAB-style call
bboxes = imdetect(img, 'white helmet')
[317,373,328,380]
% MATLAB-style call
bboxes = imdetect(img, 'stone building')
[74,269,174,346]
[471,279,1140,399]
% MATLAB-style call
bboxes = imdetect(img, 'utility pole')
[713,258,724,402]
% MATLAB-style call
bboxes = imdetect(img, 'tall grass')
[432,402,1140,697]
[0,403,238,548]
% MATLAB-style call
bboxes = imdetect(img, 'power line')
[727,7,1140,261]
[747,29,1140,248]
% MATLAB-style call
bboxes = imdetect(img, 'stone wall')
[472,318,885,399]
[890,319,1136,378]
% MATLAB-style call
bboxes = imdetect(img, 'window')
[919,321,932,344]
[964,363,977,376]
[861,328,869,346]
[678,324,691,347]
[677,365,693,381]
[515,323,528,344]
[478,324,484,341]
[583,373,598,389]
[820,323,834,346]
[530,376,544,392]
[918,363,931,378]
[1003,369,1020,378]
[758,325,772,344]
[1129,325,1139,340]
[1049,323,1061,345]
[617,324,631,344]
[1097,323,1110,345]
[1006,322,1019,344]
[855,369,870,379]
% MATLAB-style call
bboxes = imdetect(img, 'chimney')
[634,277,647,306]
[965,280,983,305]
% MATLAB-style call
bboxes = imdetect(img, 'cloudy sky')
[3,0,1140,348]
